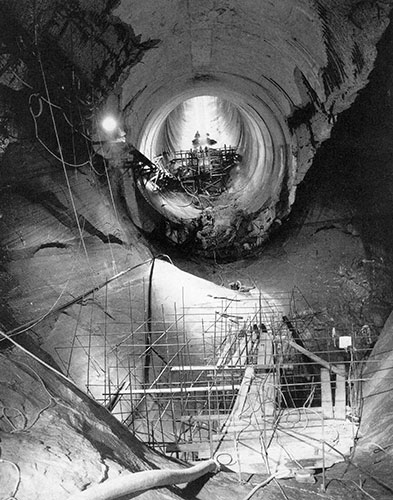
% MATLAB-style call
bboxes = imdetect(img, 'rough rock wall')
[0,347,250,499]
[357,311,393,445]
[1,0,392,259]
[0,139,151,328]
[0,0,159,328]
[292,0,393,185]
[346,310,393,494]
[0,0,159,93]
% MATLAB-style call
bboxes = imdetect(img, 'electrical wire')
[0,330,80,390]
[10,50,93,144]
[77,102,104,177]
[266,420,393,495]
[29,93,92,168]
[0,258,153,345]
[37,54,93,269]
[10,68,34,89]
[349,480,376,500]
[242,471,291,500]
[0,274,72,343]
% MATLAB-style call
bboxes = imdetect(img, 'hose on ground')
[67,459,219,500]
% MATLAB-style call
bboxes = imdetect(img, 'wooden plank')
[216,336,234,366]
[287,340,343,376]
[170,363,294,372]
[334,364,347,419]
[166,442,211,453]
[221,366,254,434]
[229,366,254,417]
[232,337,248,365]
[179,407,327,428]
[257,336,275,415]
[112,384,241,395]
[170,365,241,372]
[321,368,334,418]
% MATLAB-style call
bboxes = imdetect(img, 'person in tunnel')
[192,131,200,149]
[206,133,217,147]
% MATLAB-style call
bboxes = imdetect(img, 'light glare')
[101,116,118,132]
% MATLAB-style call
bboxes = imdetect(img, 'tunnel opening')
[122,87,290,257]
[139,90,282,195]
[155,95,244,152]
[146,95,246,200]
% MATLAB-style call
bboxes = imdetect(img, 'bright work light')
[101,116,118,133]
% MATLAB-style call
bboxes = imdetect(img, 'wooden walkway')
[166,331,356,476]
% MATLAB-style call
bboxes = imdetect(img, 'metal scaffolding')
[51,282,368,477]
[148,146,241,199]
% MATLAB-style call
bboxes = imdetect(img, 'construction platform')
[44,270,364,479]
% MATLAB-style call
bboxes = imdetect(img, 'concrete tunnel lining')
[111,0,392,254]
[123,78,292,233]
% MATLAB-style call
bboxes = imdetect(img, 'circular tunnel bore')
[126,89,291,255]
[154,95,244,153]
[137,95,248,221]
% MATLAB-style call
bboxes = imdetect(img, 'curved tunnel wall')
[156,96,244,153]
[125,78,292,252]
[114,0,392,256]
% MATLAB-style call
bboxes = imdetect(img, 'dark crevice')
[34,242,69,253]
[316,2,348,94]
[352,42,365,77]
[287,102,317,133]
[123,85,148,114]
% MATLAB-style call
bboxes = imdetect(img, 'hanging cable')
[0,273,72,343]
[29,93,92,168]
[144,257,156,384]
[0,329,80,390]
[242,471,291,500]
[36,55,93,269]
[0,258,154,342]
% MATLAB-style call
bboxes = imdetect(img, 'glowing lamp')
[101,116,118,133]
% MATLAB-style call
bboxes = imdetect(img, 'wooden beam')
[334,364,347,419]
[286,340,343,376]
[170,363,294,372]
[221,366,254,434]
[321,368,334,418]
[117,384,242,395]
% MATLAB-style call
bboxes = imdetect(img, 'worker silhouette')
[206,133,217,146]
[192,131,200,149]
